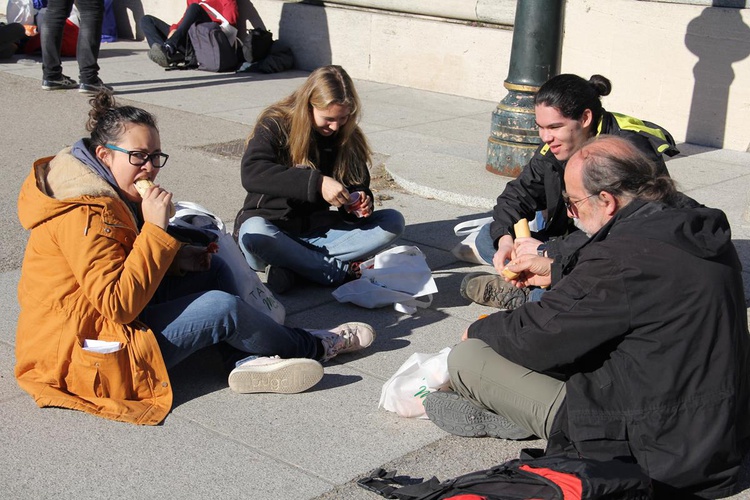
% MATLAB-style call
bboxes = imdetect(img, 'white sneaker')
[228,356,323,394]
[310,322,376,361]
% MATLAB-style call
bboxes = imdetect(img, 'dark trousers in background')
[41,0,104,83]
[0,23,25,59]
[140,4,211,51]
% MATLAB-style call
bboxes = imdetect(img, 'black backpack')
[187,21,238,72]
[358,451,653,500]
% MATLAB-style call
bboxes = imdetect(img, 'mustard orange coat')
[15,149,181,425]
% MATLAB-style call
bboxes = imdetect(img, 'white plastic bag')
[379,347,452,418]
[6,0,34,25]
[170,201,286,324]
[451,215,541,264]
[451,216,493,264]
[332,245,438,315]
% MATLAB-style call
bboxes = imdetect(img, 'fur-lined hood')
[18,148,133,231]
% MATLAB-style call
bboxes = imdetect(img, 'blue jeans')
[140,256,320,369]
[41,0,103,83]
[238,209,405,286]
[475,223,497,266]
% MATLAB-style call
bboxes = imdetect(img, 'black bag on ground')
[188,21,238,72]
[357,451,653,500]
[249,28,273,61]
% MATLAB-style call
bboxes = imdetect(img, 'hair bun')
[588,75,612,98]
[86,90,117,132]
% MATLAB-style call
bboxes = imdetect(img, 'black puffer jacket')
[234,117,371,235]
[469,200,750,498]
[488,110,677,274]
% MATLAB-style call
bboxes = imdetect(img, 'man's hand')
[504,254,552,288]
[492,234,514,274]
[173,245,212,274]
[514,236,544,257]
[321,176,349,207]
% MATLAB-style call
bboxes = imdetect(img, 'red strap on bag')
[519,464,583,500]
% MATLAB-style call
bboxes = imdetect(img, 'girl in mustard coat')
[15,91,374,425]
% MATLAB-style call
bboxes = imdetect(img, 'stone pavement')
[0,40,748,499]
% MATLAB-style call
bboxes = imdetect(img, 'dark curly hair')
[86,90,158,148]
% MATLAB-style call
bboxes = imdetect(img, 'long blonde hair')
[249,65,371,185]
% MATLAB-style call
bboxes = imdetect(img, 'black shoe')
[148,42,184,68]
[41,74,78,90]
[266,266,296,294]
[424,391,532,439]
[460,272,529,310]
[78,78,113,94]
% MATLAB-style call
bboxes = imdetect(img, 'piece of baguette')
[134,179,155,197]
[513,218,531,238]
[134,179,176,217]
[500,218,531,279]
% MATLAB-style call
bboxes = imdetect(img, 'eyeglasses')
[105,144,169,168]
[562,193,596,213]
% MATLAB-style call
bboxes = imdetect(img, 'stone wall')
[7,0,746,150]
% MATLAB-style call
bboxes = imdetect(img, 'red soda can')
[345,191,367,217]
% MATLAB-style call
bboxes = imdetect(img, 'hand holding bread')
[501,219,530,280]
[135,179,175,229]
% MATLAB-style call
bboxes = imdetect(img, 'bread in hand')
[134,179,175,217]
[501,219,531,279]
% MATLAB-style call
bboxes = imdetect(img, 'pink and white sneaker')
[310,322,376,361]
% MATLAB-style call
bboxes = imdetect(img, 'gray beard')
[573,218,593,237]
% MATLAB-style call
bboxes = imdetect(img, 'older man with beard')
[425,136,750,499]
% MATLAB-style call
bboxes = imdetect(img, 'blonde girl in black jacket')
[235,65,405,293]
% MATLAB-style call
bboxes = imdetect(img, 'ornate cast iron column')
[486,0,564,176]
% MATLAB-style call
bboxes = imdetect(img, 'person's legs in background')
[139,15,170,47]
[40,0,77,89]
[0,23,25,59]
[164,3,211,49]
[74,0,108,92]
[146,3,211,67]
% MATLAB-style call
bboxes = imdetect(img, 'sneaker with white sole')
[310,322,375,361]
[42,74,78,90]
[228,356,323,394]
[423,391,532,440]
[79,78,113,94]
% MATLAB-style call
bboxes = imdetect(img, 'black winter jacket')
[234,117,371,235]
[469,199,750,498]
[488,110,677,279]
